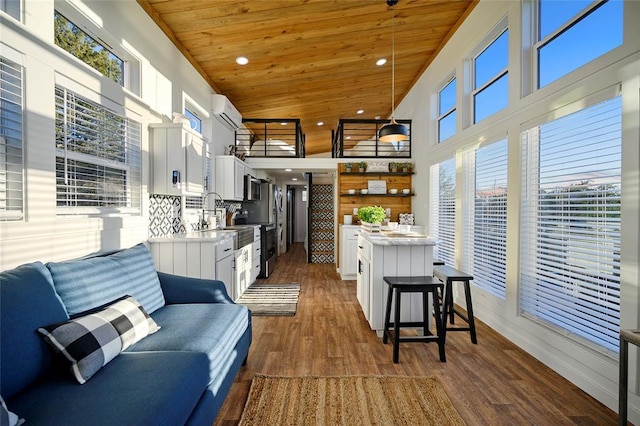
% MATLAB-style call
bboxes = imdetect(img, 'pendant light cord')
[391,7,396,120]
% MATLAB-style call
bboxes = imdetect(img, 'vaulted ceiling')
[137,0,477,156]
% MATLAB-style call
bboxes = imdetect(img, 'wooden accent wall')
[337,163,413,225]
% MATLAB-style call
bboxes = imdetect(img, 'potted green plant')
[357,205,386,225]
[357,161,367,172]
[400,162,411,172]
[388,162,398,173]
[345,162,353,172]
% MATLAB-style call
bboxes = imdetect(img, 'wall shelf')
[340,171,414,176]
[341,193,413,197]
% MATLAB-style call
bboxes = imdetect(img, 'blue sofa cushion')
[38,296,160,384]
[0,262,69,398]
[7,351,209,426]
[127,303,249,393]
[1,396,24,426]
[46,243,165,316]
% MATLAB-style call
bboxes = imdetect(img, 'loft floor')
[215,243,616,425]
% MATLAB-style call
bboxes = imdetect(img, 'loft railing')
[331,118,412,158]
[235,118,305,158]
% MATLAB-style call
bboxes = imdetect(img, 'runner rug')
[239,374,466,425]
[235,283,300,316]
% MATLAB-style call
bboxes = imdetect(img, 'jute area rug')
[235,284,300,316]
[238,374,466,425]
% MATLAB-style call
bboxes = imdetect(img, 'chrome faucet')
[200,191,223,229]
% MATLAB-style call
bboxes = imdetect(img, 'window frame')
[437,75,457,143]
[519,91,622,355]
[470,18,509,125]
[462,138,508,300]
[53,2,141,95]
[429,157,457,266]
[0,54,24,221]
[530,0,623,90]
[54,85,141,216]
[0,0,21,21]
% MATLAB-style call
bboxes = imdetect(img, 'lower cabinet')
[149,238,236,300]
[340,225,361,280]
[215,239,235,299]
[234,244,253,299]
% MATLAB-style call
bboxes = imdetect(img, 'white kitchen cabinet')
[356,236,371,320]
[251,240,261,284]
[216,243,235,300]
[234,244,252,299]
[215,155,252,201]
[150,123,206,196]
[340,225,361,280]
[148,235,236,300]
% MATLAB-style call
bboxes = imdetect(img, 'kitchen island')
[356,229,438,336]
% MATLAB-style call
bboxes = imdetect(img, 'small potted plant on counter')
[400,162,411,173]
[357,161,367,172]
[388,161,398,173]
[345,162,353,172]
[357,205,386,232]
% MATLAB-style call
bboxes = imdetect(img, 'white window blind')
[463,139,508,299]
[520,96,621,354]
[55,86,141,212]
[0,57,23,220]
[430,158,456,266]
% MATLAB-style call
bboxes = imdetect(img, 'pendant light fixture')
[379,0,408,143]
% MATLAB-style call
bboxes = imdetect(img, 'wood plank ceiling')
[137,0,477,156]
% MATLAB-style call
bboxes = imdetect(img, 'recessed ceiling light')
[346,136,352,139]
[281,122,288,126]
[376,58,387,66]
[236,56,249,65]
[357,109,364,114]
[285,168,292,172]
[292,178,298,181]
[317,121,324,126]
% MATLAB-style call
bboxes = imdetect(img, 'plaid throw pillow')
[38,295,160,384]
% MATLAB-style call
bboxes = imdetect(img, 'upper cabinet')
[215,155,252,201]
[150,123,206,196]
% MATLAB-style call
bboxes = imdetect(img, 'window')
[462,140,508,299]
[0,57,23,220]
[54,11,124,86]
[437,77,456,143]
[430,158,456,266]
[520,95,621,353]
[184,108,202,133]
[473,28,509,123]
[55,86,141,212]
[1,0,20,20]
[536,0,623,88]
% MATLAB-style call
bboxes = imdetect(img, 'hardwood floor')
[215,243,617,425]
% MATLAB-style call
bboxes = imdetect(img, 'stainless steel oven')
[260,223,277,278]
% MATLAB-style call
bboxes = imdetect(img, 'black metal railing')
[235,118,305,158]
[331,118,412,158]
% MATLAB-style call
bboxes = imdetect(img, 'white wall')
[395,0,640,420]
[0,0,233,269]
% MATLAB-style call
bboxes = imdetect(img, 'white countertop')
[149,229,236,243]
[359,229,437,246]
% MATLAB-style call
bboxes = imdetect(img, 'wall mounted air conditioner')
[212,94,242,131]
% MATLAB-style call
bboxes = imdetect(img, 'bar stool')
[619,329,640,425]
[382,276,447,363]
[433,265,477,344]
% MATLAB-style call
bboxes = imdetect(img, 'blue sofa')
[0,243,251,425]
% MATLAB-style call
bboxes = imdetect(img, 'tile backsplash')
[149,195,185,237]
